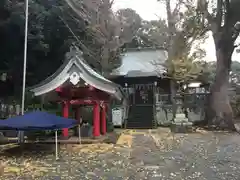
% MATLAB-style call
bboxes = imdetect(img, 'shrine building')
[30,46,125,138]
[110,48,169,129]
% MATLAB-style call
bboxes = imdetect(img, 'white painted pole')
[18,0,29,143]
[55,130,58,160]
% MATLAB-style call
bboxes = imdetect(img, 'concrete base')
[171,122,193,133]
[174,113,189,123]
[171,113,192,133]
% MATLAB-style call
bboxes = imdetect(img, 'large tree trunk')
[207,44,240,132]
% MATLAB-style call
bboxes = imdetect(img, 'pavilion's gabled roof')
[111,48,168,77]
[30,46,124,100]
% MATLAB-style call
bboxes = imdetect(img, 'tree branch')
[172,0,184,17]
[58,15,100,63]
[65,0,91,23]
[224,0,231,28]
[197,0,214,24]
[109,0,115,7]
[165,0,172,27]
[216,0,223,28]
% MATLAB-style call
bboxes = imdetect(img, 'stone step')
[172,122,193,126]
[170,121,193,133]
[174,118,189,123]
[127,106,155,129]
[175,114,186,118]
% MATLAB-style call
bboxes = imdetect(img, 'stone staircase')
[126,105,156,129]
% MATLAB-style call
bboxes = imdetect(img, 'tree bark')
[207,42,240,132]
[101,46,110,75]
[170,79,177,121]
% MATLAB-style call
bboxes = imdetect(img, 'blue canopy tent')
[0,111,77,130]
[0,111,79,159]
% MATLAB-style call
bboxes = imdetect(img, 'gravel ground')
[0,129,240,180]
[131,129,240,180]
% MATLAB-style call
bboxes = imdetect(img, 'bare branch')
[172,0,184,17]
[164,0,175,28]
[216,0,223,28]
[65,0,91,23]
[197,0,214,24]
[58,15,100,63]
[109,0,115,7]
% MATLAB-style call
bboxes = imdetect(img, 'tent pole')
[78,124,81,144]
[55,130,58,160]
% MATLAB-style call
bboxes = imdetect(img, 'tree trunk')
[207,45,240,132]
[170,80,177,121]
[101,46,110,75]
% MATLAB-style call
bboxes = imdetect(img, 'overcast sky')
[113,0,239,62]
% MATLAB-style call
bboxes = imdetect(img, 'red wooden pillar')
[62,101,69,137]
[93,102,100,137]
[101,104,107,135]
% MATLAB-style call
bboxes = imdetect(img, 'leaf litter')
[0,142,133,179]
[0,129,239,179]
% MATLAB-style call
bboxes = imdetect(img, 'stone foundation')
[171,113,193,133]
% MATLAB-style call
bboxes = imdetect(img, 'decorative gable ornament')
[69,72,80,85]
[66,46,83,60]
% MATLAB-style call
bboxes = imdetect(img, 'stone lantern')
[170,90,193,133]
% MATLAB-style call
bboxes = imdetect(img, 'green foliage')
[126,19,169,48]
[0,0,141,99]
[161,0,207,84]
[165,55,203,83]
[199,61,240,86]
[230,94,240,118]
[0,0,78,95]
[65,0,142,73]
[198,61,216,84]
[230,61,240,85]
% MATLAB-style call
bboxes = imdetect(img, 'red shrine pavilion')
[30,46,125,137]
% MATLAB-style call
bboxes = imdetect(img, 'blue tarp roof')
[0,111,78,131]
